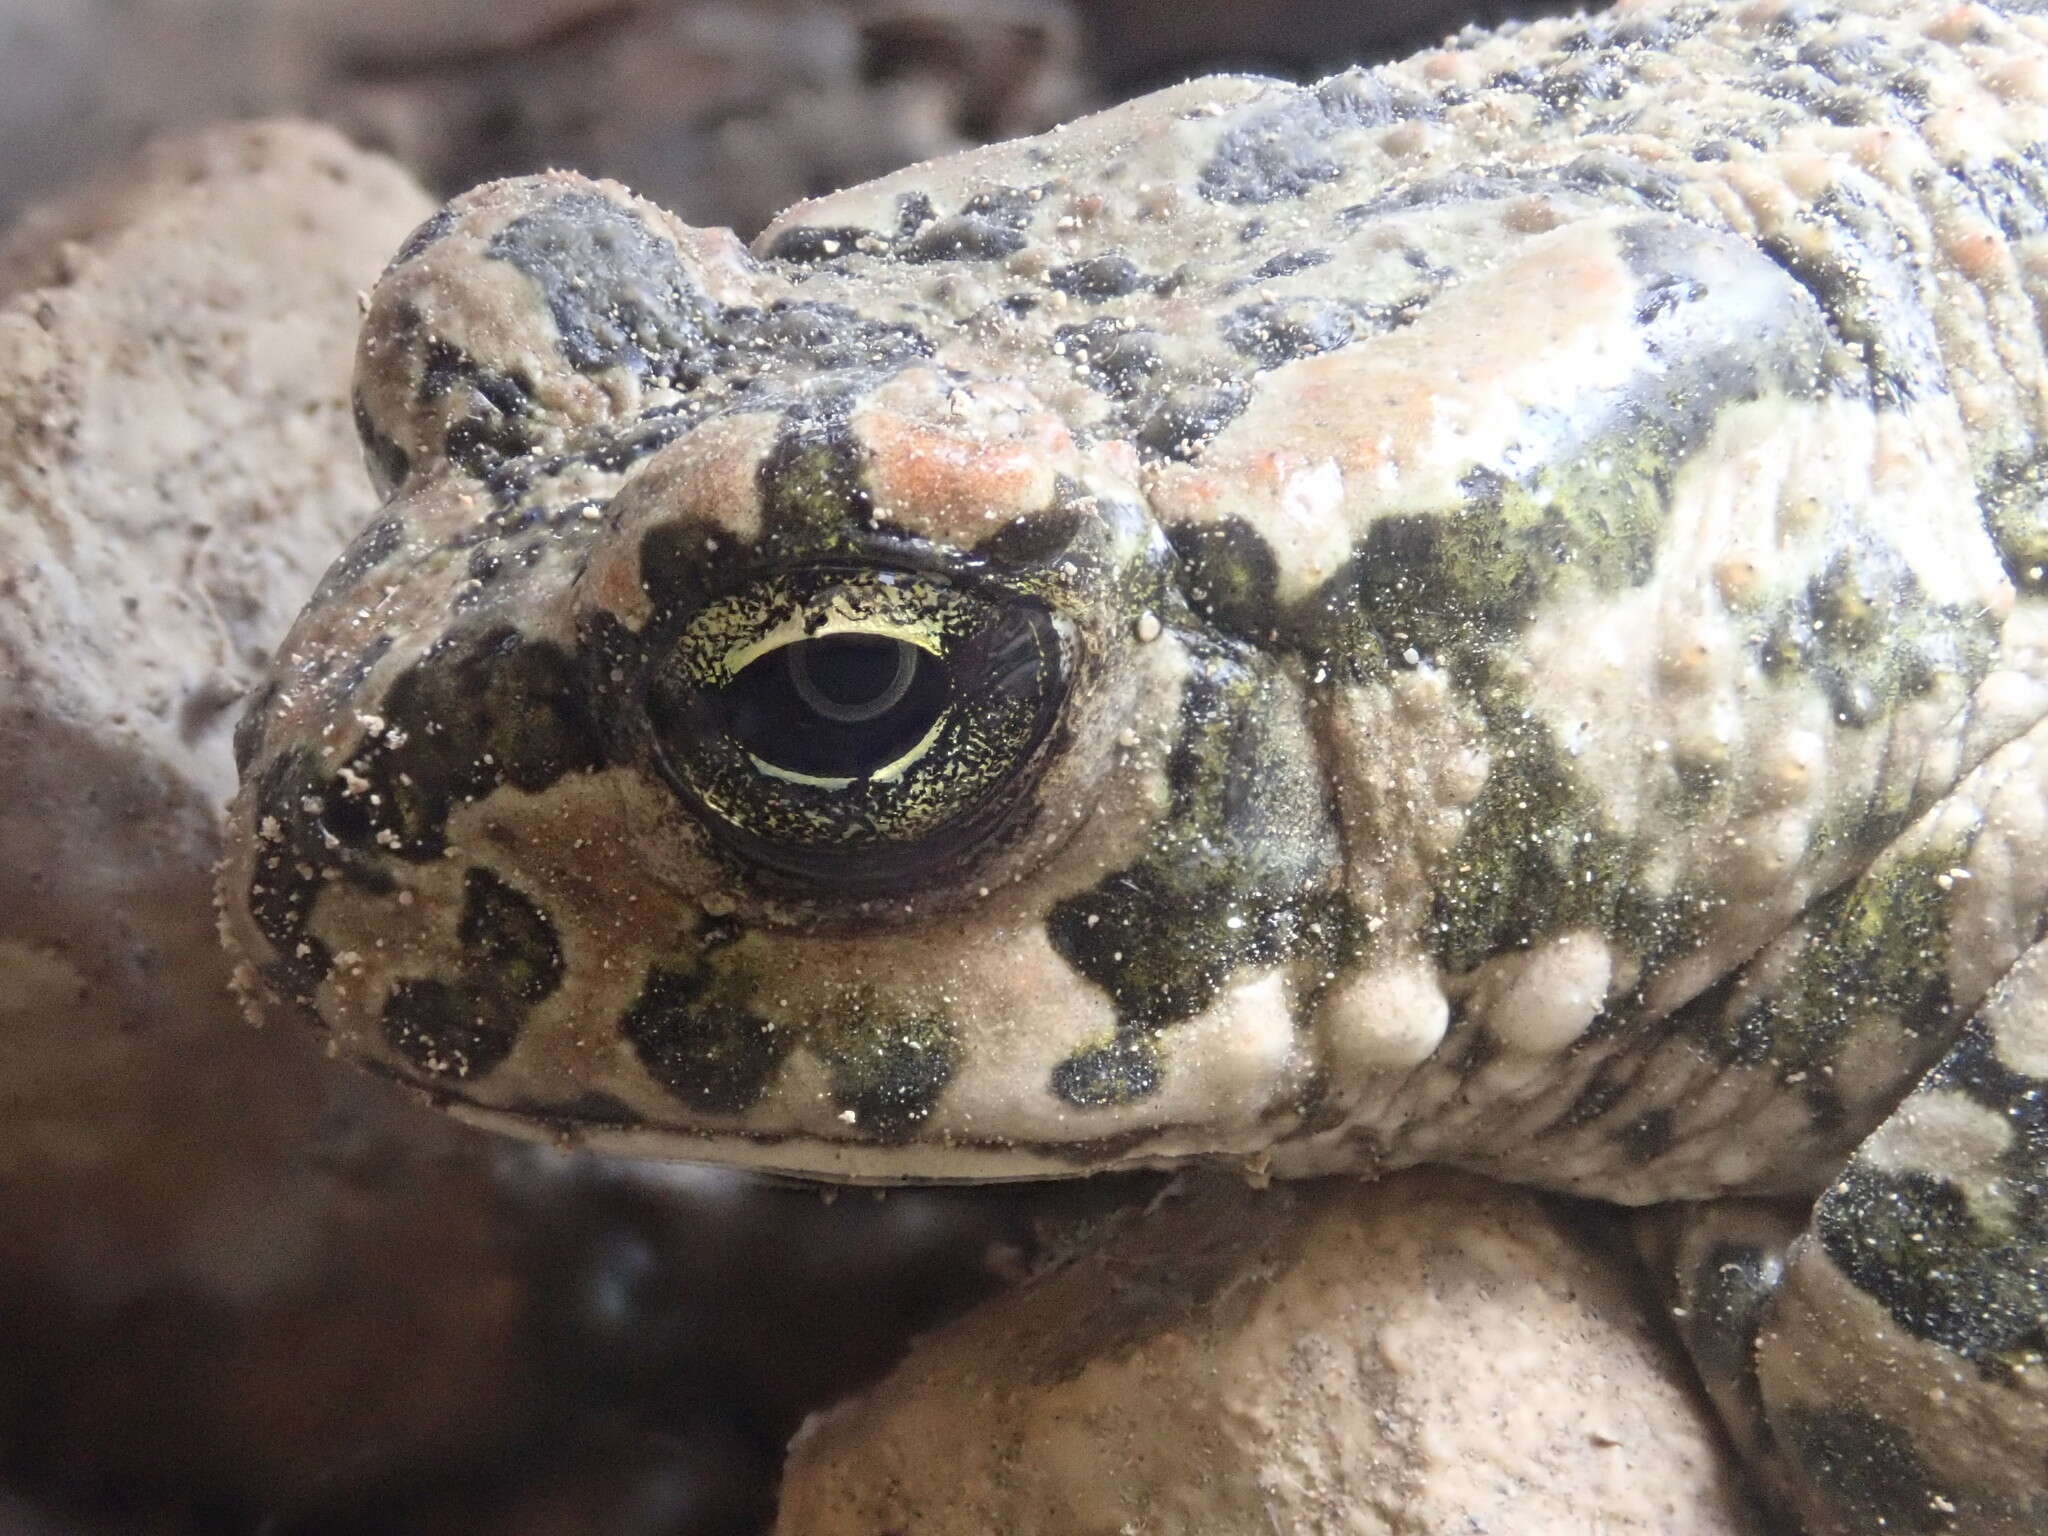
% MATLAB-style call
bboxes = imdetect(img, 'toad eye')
[644,567,1070,886]
[726,633,949,782]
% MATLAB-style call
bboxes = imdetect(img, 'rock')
[0,116,435,1170]
[777,1171,1764,1536]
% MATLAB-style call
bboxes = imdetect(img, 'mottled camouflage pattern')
[220,1,2048,1529]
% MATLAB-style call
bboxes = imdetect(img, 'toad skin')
[220,3,2048,1529]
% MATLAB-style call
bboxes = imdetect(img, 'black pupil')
[788,633,914,722]
[726,634,948,779]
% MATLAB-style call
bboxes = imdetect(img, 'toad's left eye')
[644,568,1070,885]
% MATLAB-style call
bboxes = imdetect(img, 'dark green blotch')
[587,417,688,475]
[1056,319,1165,400]
[764,224,874,263]
[811,992,959,1140]
[1046,638,1346,1108]
[1758,536,1994,730]
[1755,187,1939,408]
[1050,1034,1161,1109]
[389,205,457,268]
[757,388,873,546]
[636,514,736,617]
[1295,252,1832,967]
[377,867,563,1083]
[445,414,531,482]
[1929,1016,2048,1168]
[352,389,410,495]
[1048,254,1143,300]
[1166,517,1280,640]
[1306,466,1659,686]
[1246,249,1330,282]
[1618,1107,1675,1162]
[1758,65,1875,127]
[975,506,1086,568]
[1134,380,1250,462]
[1977,446,2048,595]
[1556,150,1686,213]
[710,301,930,375]
[1779,1405,1955,1535]
[487,190,712,379]
[899,186,1039,263]
[1427,705,1695,974]
[244,746,390,1000]
[1818,1161,2048,1367]
[416,338,535,477]
[1218,297,1367,367]
[1198,76,1431,205]
[1302,219,1826,687]
[313,515,407,608]
[1692,845,1964,1077]
[1338,167,1552,222]
[322,626,600,861]
[381,977,521,1080]
[458,867,563,1004]
[905,209,1027,263]
[1671,749,1727,800]
[1722,1002,1777,1067]
[893,191,936,235]
[621,932,787,1115]
[1050,644,1340,1025]
[1052,865,1270,1028]
[1488,56,1635,116]
[1633,271,1705,326]
[480,413,695,512]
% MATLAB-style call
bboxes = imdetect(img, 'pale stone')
[777,1172,1761,1536]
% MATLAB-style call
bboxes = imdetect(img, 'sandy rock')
[777,1171,1764,1536]
[0,118,427,1110]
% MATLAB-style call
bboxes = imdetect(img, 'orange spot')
[866,408,1070,530]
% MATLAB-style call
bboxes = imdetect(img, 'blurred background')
[0,0,1573,237]
[0,3,1579,1534]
